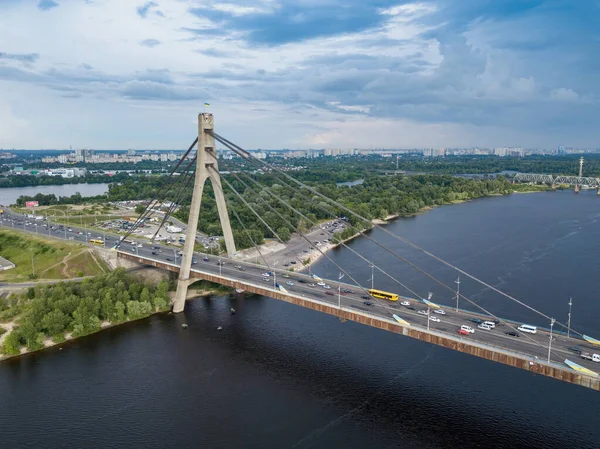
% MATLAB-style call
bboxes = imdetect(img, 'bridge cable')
[150,157,197,242]
[116,137,198,248]
[224,173,335,269]
[230,172,564,358]
[213,132,582,340]
[215,141,571,356]
[233,171,424,301]
[222,173,413,318]
[219,179,272,271]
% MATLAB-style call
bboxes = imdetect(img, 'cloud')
[140,39,161,47]
[136,1,163,19]
[549,88,579,102]
[37,0,59,11]
[0,52,40,63]
[0,0,598,149]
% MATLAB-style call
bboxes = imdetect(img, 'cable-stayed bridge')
[114,113,600,391]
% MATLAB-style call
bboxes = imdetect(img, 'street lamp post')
[371,264,374,290]
[548,318,556,362]
[273,271,277,289]
[426,307,431,331]
[455,277,460,312]
[567,297,573,338]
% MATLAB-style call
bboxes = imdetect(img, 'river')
[0,183,110,206]
[1,190,599,448]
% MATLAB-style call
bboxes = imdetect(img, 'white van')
[518,324,537,334]
[478,323,492,331]
[482,321,496,328]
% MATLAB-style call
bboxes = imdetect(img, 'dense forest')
[0,269,170,355]
[172,173,539,250]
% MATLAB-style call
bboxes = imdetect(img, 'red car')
[458,329,470,336]
[326,291,334,296]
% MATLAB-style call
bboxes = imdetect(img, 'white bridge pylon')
[173,113,237,313]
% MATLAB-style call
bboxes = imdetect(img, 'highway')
[2,209,599,375]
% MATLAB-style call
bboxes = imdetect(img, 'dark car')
[152,251,158,255]
[361,295,370,300]
[284,263,290,267]
[470,318,482,324]
[203,257,209,261]
[406,306,416,310]
[363,301,373,306]
[326,291,334,296]
[568,345,583,354]
[505,331,520,337]
[298,279,307,284]
[290,261,297,264]
[166,257,172,261]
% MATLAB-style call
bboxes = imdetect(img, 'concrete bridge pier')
[574,184,580,193]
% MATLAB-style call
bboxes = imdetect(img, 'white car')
[286,281,294,286]
[317,281,325,286]
[400,301,410,306]
[417,310,429,316]
[433,309,446,315]
[323,285,331,289]
[429,316,441,322]
[262,273,271,277]
[137,244,143,248]
[461,325,475,334]
[308,283,316,287]
[478,323,492,331]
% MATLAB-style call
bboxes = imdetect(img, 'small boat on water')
[181,323,188,329]
[235,288,245,293]
[230,308,236,315]
[217,326,223,331]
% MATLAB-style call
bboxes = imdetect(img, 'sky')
[0,0,598,150]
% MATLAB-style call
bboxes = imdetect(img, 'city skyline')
[0,1,598,149]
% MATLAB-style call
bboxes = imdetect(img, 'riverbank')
[0,281,230,362]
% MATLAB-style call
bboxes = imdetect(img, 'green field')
[0,229,108,282]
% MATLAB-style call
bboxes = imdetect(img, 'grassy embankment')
[0,229,107,282]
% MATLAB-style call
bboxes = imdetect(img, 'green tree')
[41,309,69,337]
[2,330,22,355]
[277,226,291,242]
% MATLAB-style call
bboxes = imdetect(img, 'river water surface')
[1,190,599,448]
[0,183,110,206]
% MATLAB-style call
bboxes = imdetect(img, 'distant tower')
[575,157,584,193]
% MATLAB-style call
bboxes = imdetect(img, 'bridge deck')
[119,251,600,392]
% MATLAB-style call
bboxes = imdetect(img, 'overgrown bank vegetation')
[0,269,170,356]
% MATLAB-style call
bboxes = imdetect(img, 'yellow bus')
[368,289,399,301]
[89,239,105,246]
